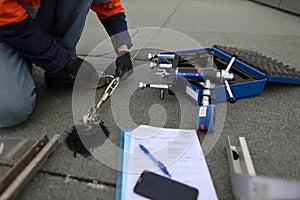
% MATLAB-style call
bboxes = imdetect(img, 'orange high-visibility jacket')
[0,0,125,26]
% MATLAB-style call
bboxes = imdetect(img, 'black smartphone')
[134,171,199,200]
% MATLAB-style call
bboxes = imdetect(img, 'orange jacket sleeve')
[91,0,125,20]
[0,0,28,26]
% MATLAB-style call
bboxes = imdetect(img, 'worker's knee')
[0,42,36,128]
[0,90,36,128]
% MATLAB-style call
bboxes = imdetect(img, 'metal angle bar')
[226,136,256,200]
[238,137,256,176]
[0,134,49,194]
[226,136,300,200]
[226,136,256,176]
[0,134,59,200]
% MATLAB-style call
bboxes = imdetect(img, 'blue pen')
[139,144,172,178]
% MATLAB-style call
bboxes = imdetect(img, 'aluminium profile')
[226,136,300,200]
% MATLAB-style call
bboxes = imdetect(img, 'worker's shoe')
[45,57,106,89]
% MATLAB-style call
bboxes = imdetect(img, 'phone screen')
[134,171,199,200]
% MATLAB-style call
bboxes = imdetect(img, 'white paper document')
[121,125,218,200]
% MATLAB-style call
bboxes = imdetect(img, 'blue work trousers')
[0,0,93,127]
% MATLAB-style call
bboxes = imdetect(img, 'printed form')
[121,125,218,200]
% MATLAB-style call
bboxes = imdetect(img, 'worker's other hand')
[65,56,99,81]
[115,51,133,80]
[46,56,106,88]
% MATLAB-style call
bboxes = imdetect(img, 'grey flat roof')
[1,0,299,199]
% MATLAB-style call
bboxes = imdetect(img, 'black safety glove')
[64,56,99,82]
[45,56,106,88]
[115,51,133,80]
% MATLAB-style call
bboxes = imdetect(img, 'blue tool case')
[164,44,300,104]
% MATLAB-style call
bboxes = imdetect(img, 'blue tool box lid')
[212,45,300,85]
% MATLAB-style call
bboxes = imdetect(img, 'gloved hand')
[115,51,133,80]
[45,56,106,88]
[64,56,98,82]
